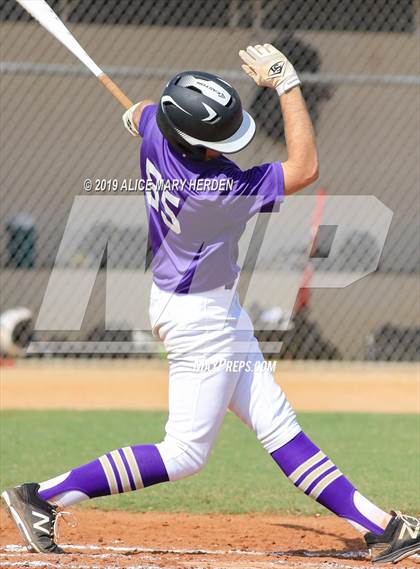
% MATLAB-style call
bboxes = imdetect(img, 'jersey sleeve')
[222,161,285,220]
[138,104,158,137]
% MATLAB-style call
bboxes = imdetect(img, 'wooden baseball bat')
[17,0,133,110]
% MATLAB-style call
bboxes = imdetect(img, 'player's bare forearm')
[280,86,319,195]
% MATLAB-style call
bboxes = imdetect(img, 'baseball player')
[2,44,419,564]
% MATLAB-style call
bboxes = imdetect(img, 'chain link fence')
[1,0,419,361]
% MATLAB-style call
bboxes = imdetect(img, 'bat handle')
[98,73,133,110]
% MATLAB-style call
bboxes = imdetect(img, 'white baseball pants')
[150,282,301,481]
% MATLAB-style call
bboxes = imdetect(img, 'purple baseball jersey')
[139,104,284,294]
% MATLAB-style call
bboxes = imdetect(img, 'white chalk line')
[0,552,157,560]
[0,557,417,569]
[1,544,418,569]
[0,543,368,558]
[0,561,163,569]
[1,543,264,556]
[0,560,413,569]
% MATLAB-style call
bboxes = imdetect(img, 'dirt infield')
[1,509,419,569]
[1,360,419,413]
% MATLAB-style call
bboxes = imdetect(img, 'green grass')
[0,411,418,515]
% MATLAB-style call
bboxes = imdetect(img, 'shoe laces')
[395,511,420,531]
[52,510,78,542]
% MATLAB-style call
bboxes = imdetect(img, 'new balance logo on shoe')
[32,511,51,535]
[399,515,420,540]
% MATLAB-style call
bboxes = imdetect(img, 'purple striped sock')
[271,432,385,535]
[39,444,169,502]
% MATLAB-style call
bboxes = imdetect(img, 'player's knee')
[255,404,300,453]
[182,443,208,477]
[156,438,209,481]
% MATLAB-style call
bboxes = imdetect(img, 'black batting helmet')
[156,71,255,160]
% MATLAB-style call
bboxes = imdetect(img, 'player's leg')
[1,439,170,551]
[156,355,241,481]
[151,283,246,482]
[270,430,420,562]
[229,342,420,561]
[37,444,168,506]
[2,355,239,554]
[34,355,237,502]
[2,285,242,553]
[1,444,171,553]
[270,430,391,533]
[228,330,391,535]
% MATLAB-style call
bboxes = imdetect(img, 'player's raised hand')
[239,44,301,96]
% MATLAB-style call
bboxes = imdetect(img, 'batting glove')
[122,102,141,136]
[239,44,301,97]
